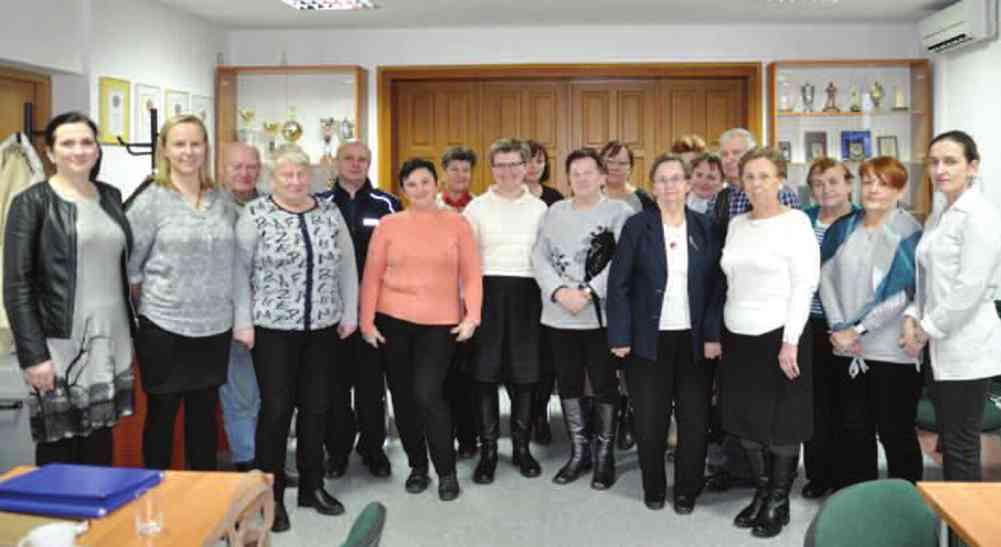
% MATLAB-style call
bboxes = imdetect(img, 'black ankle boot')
[511,384,542,478]
[734,445,770,528]
[591,402,617,490]
[752,452,798,538]
[473,383,499,484]
[553,398,592,484]
[616,395,635,450]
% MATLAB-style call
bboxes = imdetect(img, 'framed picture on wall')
[134,84,161,141]
[841,130,872,161]
[164,89,189,119]
[877,135,899,159]
[778,141,792,162]
[98,77,131,145]
[804,131,828,162]
[191,95,213,141]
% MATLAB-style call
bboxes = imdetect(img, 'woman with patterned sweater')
[533,147,631,490]
[233,147,358,532]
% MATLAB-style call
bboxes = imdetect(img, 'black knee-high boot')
[591,401,617,490]
[753,450,798,538]
[734,443,770,528]
[510,384,542,477]
[473,383,499,484]
[553,398,592,484]
[532,374,554,445]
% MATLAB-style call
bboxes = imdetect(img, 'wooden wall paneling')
[521,83,570,195]
[657,78,747,153]
[615,82,658,190]
[0,65,51,167]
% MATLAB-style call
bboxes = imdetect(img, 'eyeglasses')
[653,176,686,186]
[492,161,525,170]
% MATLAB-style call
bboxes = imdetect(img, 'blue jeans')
[220,341,260,464]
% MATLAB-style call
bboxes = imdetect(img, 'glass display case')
[216,65,367,192]
[768,59,932,217]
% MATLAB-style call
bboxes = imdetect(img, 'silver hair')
[273,144,311,168]
[719,128,757,150]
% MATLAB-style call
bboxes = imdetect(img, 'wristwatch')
[853,324,868,336]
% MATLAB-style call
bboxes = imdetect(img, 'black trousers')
[929,374,992,482]
[378,314,458,475]
[254,326,336,494]
[144,387,220,470]
[804,317,839,486]
[445,339,478,446]
[549,328,618,404]
[625,330,714,500]
[324,329,387,462]
[836,358,923,487]
[36,427,113,466]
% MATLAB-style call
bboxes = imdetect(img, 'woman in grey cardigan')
[818,156,922,488]
[234,147,358,533]
[533,147,631,490]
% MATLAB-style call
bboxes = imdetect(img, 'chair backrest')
[340,502,387,547]
[804,479,938,547]
[206,470,274,547]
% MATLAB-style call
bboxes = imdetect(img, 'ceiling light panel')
[280,0,377,10]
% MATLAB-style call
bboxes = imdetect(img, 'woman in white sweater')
[463,138,548,485]
[902,131,1001,490]
[719,147,819,539]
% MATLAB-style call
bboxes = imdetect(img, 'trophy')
[800,83,816,113]
[849,86,862,112]
[320,117,337,169]
[822,81,840,112]
[261,121,280,154]
[281,107,303,143]
[892,86,909,111]
[869,81,885,111]
[237,108,256,144]
[778,77,793,112]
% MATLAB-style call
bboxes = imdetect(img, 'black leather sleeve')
[3,191,51,369]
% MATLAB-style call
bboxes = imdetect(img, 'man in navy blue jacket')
[317,142,401,479]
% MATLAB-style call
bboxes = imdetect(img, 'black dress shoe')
[272,501,291,532]
[644,499,665,510]
[324,457,347,479]
[801,481,832,499]
[297,487,345,516]
[674,494,696,515]
[405,467,431,494]
[438,473,461,501]
[362,450,392,478]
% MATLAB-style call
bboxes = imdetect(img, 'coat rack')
[19,102,46,144]
[117,108,159,172]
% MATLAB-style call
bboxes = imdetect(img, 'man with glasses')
[318,141,401,479]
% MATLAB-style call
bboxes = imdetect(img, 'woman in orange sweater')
[360,157,483,501]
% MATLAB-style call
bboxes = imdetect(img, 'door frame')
[377,62,762,187]
[0,65,52,154]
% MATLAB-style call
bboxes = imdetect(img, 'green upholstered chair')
[915,382,1001,433]
[340,502,387,547]
[804,479,938,547]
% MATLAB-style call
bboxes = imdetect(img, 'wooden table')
[0,466,271,546]
[917,481,1001,547]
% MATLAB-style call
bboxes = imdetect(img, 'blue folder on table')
[0,464,164,519]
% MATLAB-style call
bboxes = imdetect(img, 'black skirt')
[471,276,541,384]
[135,316,232,394]
[719,323,814,445]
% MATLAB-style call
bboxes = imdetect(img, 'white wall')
[90,0,226,197]
[0,2,87,74]
[932,37,1001,212]
[228,23,924,182]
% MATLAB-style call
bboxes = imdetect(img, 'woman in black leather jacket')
[3,112,134,465]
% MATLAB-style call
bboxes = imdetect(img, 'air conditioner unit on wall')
[920,0,998,53]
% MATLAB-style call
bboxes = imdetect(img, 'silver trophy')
[337,117,355,142]
[801,83,816,113]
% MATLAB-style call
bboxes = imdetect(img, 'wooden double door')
[393,77,747,196]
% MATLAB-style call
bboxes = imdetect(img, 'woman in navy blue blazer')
[606,153,724,514]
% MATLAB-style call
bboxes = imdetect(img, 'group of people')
[5,110,1001,539]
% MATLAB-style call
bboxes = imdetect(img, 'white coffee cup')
[16,522,87,547]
